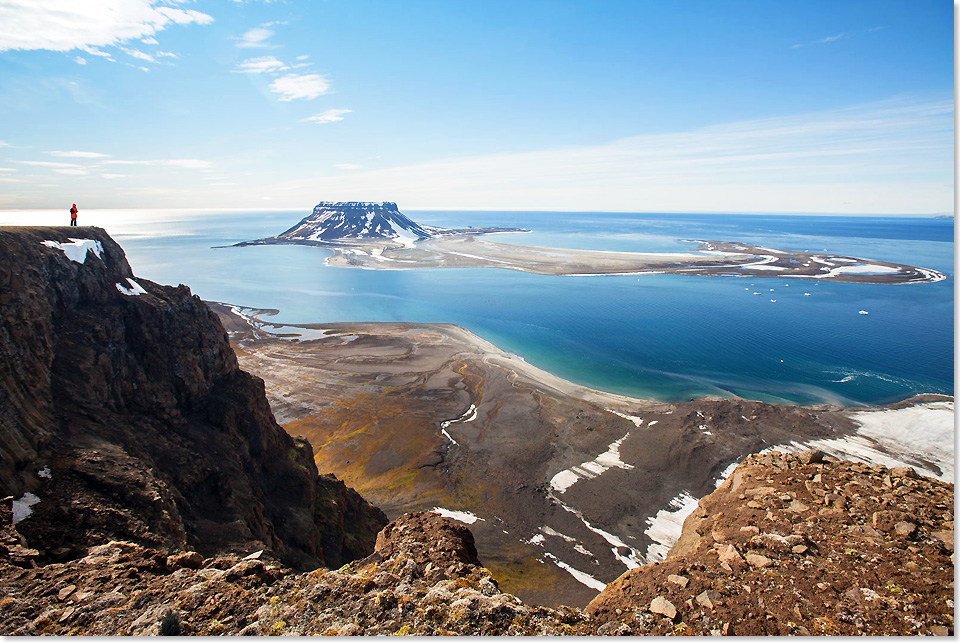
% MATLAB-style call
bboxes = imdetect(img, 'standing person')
[69,203,78,226]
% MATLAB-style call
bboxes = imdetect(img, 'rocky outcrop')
[365,511,482,582]
[0,512,596,636]
[0,227,386,569]
[2,456,951,636]
[585,450,954,636]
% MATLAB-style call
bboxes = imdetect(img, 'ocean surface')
[8,209,954,407]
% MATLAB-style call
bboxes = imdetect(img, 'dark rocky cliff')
[0,227,386,569]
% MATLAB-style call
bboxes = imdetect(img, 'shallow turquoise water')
[107,210,953,407]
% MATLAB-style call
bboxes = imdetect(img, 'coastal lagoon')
[8,209,952,406]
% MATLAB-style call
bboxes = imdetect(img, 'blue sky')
[0,0,953,213]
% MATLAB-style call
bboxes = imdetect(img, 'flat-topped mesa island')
[233,202,946,284]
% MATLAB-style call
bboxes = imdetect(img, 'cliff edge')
[0,227,386,570]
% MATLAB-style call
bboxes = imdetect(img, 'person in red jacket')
[69,203,78,226]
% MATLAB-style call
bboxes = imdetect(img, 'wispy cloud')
[334,163,362,170]
[48,150,111,159]
[120,47,156,63]
[266,98,953,214]
[234,56,288,74]
[81,47,112,58]
[0,0,213,53]
[75,56,87,65]
[792,33,845,49]
[236,26,275,49]
[12,157,214,186]
[100,158,213,169]
[269,74,332,101]
[303,108,352,124]
[16,160,82,169]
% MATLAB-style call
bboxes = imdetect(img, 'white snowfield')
[809,264,901,279]
[543,552,607,591]
[797,401,955,482]
[549,433,635,494]
[431,507,483,525]
[116,278,147,296]
[387,217,420,248]
[439,404,478,446]
[555,496,645,571]
[643,491,700,563]
[608,409,644,427]
[41,238,103,264]
[642,457,766,564]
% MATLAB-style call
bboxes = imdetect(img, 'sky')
[0,0,954,214]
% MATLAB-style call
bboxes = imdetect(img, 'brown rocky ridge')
[1,452,952,635]
[587,450,954,636]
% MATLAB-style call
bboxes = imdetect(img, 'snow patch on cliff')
[41,238,103,264]
[116,278,147,296]
[12,492,40,525]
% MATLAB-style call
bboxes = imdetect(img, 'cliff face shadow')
[0,227,387,572]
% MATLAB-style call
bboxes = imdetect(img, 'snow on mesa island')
[41,238,103,264]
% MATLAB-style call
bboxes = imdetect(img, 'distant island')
[236,201,527,247]
[235,202,947,284]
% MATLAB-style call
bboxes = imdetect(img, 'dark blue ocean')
[107,210,953,407]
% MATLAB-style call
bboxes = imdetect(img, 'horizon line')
[0,206,953,218]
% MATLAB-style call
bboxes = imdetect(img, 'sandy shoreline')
[220,303,685,417]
